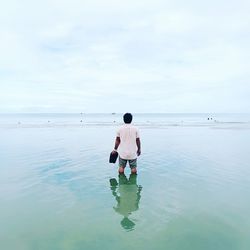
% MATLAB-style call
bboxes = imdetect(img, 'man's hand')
[112,150,117,155]
[137,149,141,156]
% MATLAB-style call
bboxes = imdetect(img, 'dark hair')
[123,113,133,124]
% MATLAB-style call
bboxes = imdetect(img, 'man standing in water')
[112,113,141,174]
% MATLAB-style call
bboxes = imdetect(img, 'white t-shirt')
[117,124,140,160]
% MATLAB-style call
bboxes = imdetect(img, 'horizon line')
[0,112,249,115]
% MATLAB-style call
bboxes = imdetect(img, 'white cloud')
[0,0,250,113]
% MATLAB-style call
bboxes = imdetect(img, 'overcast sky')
[0,0,249,113]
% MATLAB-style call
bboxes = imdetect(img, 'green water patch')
[148,213,248,250]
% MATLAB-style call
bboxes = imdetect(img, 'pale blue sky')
[0,0,249,113]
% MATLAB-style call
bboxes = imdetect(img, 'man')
[112,113,141,174]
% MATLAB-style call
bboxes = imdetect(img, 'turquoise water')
[1,114,250,249]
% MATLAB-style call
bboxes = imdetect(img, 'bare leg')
[131,168,137,174]
[119,166,125,174]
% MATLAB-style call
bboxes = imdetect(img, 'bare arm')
[112,137,120,153]
[136,138,141,156]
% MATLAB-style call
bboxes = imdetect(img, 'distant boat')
[112,113,116,115]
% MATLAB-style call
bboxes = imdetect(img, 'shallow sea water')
[1,114,250,250]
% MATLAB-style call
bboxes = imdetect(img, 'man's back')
[117,124,139,160]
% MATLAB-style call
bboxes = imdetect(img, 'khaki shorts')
[119,157,137,169]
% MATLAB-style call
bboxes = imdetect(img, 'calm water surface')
[0,114,250,250]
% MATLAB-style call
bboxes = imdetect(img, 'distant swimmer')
[111,113,141,174]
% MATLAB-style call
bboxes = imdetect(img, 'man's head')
[123,113,133,124]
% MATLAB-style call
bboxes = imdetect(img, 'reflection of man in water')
[110,173,142,231]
